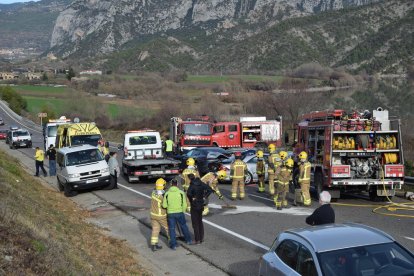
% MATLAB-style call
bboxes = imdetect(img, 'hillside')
[0,0,71,51]
[102,0,413,74]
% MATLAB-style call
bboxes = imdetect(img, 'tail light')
[332,165,351,178]
[384,165,404,178]
[134,172,144,176]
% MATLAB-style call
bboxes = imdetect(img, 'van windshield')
[66,149,103,166]
[129,135,157,145]
[13,131,29,137]
[47,125,58,137]
[70,135,101,146]
[183,124,211,136]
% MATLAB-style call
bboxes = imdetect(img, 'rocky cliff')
[50,0,379,57]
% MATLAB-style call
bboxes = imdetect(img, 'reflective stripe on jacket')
[151,191,167,217]
[299,162,311,182]
[231,160,247,179]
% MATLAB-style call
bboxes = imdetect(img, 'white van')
[56,144,111,197]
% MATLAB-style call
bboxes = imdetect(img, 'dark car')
[175,147,231,175]
[0,118,4,126]
[0,129,7,140]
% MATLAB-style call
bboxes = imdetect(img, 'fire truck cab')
[170,116,213,151]
[295,108,404,201]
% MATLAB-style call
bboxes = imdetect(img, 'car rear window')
[129,136,157,145]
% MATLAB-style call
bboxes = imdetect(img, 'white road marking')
[208,203,313,216]
[0,103,42,133]
[248,193,274,202]
[404,236,414,242]
[117,183,270,251]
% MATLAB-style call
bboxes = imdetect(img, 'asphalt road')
[1,104,414,276]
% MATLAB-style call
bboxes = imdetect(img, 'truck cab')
[123,130,163,160]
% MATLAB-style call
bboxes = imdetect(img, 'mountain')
[0,0,71,51]
[50,0,379,57]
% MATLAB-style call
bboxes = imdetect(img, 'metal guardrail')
[405,176,414,186]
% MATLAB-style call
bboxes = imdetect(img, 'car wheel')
[64,182,78,197]
[57,177,64,192]
[245,172,253,184]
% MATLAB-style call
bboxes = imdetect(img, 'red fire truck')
[294,108,404,201]
[212,117,282,148]
[170,116,213,151]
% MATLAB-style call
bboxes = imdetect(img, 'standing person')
[104,142,110,162]
[34,147,47,177]
[150,178,169,251]
[162,179,193,250]
[187,174,214,244]
[165,135,174,158]
[181,158,199,192]
[267,144,279,196]
[256,150,265,193]
[230,152,248,200]
[274,158,293,210]
[298,151,312,206]
[306,191,335,225]
[107,152,119,189]
[46,144,57,177]
[200,170,226,216]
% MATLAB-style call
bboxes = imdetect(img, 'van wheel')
[103,177,115,190]
[57,177,64,191]
[64,182,78,197]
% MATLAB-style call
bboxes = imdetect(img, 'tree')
[67,67,76,81]
[42,72,48,81]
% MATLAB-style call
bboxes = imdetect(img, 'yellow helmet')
[256,150,264,158]
[155,178,166,190]
[268,144,276,152]
[279,151,288,160]
[299,151,308,161]
[286,158,294,168]
[217,170,227,180]
[186,158,195,166]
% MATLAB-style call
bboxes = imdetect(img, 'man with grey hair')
[306,191,335,226]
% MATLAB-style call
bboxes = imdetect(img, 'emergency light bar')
[331,165,351,178]
[384,165,404,178]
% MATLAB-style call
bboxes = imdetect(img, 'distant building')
[0,72,19,80]
[80,70,102,76]
[25,72,42,80]
[47,53,58,61]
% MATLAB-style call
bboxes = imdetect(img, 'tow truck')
[120,130,180,183]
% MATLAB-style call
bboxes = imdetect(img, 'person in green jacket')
[162,179,193,250]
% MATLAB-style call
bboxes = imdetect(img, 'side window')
[297,245,317,276]
[229,125,238,132]
[276,240,300,270]
[214,125,225,133]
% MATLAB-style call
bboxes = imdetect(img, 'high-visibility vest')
[150,191,167,218]
[35,150,45,161]
[165,140,174,152]
[231,160,247,179]
[299,162,311,182]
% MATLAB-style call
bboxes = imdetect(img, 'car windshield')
[66,149,103,166]
[318,242,414,276]
[183,123,211,136]
[70,134,101,146]
[13,131,29,137]
[47,125,58,137]
[129,135,157,145]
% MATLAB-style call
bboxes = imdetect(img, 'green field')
[23,96,67,114]
[15,85,67,94]
[187,75,284,84]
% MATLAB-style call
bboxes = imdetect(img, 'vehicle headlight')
[101,168,109,173]
[68,173,80,178]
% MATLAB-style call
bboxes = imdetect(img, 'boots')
[152,244,162,252]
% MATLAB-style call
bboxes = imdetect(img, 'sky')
[0,0,39,3]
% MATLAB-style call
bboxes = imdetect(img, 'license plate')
[151,171,163,175]
[20,143,26,146]
[86,179,99,184]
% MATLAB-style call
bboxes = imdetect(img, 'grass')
[186,74,285,84]
[23,96,67,114]
[15,85,67,94]
[0,149,149,275]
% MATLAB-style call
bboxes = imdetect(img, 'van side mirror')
[117,144,124,151]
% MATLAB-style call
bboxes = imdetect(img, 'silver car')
[221,152,268,184]
[259,223,414,276]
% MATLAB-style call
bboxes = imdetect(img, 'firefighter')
[267,144,279,196]
[181,158,199,192]
[230,152,248,200]
[150,178,169,251]
[298,151,312,206]
[201,170,226,216]
[256,150,265,193]
[274,158,294,210]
